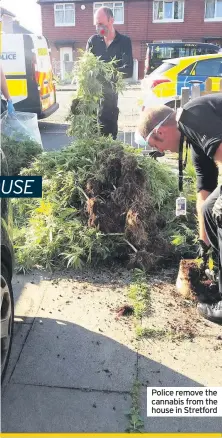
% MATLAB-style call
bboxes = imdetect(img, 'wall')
[2,14,14,33]
[41,0,222,71]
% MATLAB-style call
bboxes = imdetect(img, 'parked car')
[144,42,219,76]
[141,53,222,109]
[1,149,14,381]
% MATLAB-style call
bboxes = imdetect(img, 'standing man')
[86,7,133,139]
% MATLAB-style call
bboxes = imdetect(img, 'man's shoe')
[195,282,221,304]
[147,151,165,159]
[197,300,222,324]
[205,268,219,283]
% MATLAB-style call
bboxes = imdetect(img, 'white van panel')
[1,34,26,76]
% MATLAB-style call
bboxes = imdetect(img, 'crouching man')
[135,93,222,324]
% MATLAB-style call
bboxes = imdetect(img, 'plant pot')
[176,258,221,303]
[176,259,199,300]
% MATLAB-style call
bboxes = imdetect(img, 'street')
[39,86,143,150]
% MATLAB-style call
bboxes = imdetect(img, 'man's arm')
[213,142,222,165]
[118,37,133,78]
[196,190,211,244]
[86,38,92,52]
[191,145,218,244]
[1,65,11,100]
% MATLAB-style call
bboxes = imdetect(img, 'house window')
[93,2,124,24]
[205,0,222,20]
[54,3,75,26]
[153,1,184,22]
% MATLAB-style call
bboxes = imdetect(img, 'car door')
[181,58,222,94]
[177,61,196,96]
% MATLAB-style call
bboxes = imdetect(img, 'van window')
[145,42,219,76]
[178,47,206,57]
[151,44,218,62]
[152,46,177,60]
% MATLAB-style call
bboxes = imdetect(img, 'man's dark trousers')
[98,88,119,140]
[202,185,222,294]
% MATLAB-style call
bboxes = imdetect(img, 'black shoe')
[197,300,222,324]
[147,151,165,159]
[195,283,221,304]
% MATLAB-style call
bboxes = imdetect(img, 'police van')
[1,33,59,118]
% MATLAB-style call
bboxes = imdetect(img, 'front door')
[60,47,73,80]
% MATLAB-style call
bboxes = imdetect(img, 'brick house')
[38,0,222,78]
[1,7,15,33]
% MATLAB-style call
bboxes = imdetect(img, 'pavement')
[55,81,141,92]
[2,268,222,433]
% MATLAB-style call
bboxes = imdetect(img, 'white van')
[1,33,59,118]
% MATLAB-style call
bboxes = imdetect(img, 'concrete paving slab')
[138,337,222,387]
[2,323,31,393]
[137,348,202,388]
[35,277,136,348]
[138,277,222,387]
[12,272,50,323]
[140,387,222,433]
[2,383,131,432]
[11,318,137,392]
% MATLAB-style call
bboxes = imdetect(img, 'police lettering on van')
[1,33,59,118]
[0,53,16,61]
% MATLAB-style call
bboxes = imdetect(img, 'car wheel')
[1,264,14,381]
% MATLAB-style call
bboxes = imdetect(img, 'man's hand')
[7,99,15,115]
[197,239,210,269]
[212,195,222,228]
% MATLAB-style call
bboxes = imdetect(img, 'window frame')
[179,63,196,76]
[93,1,124,24]
[205,0,222,21]
[153,0,185,23]
[54,3,75,27]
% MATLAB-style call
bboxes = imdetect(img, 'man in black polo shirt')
[86,7,133,139]
[135,93,222,324]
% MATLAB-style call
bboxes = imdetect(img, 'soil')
[115,304,134,319]
[84,145,172,271]
[45,264,221,347]
[177,259,221,303]
[139,267,221,344]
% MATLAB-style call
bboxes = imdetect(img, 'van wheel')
[1,264,14,382]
